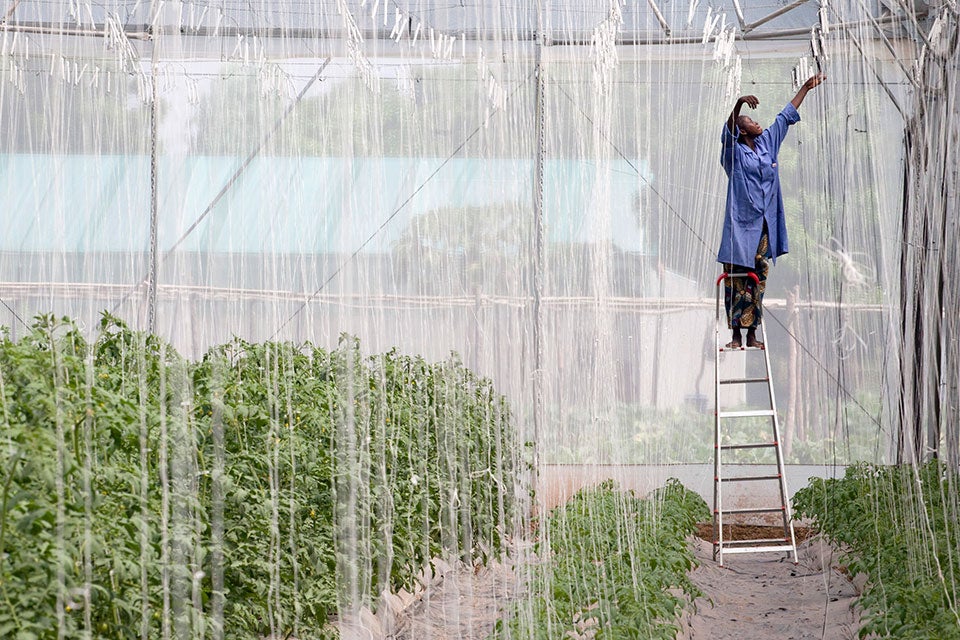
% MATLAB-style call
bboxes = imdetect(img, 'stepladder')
[713,271,798,566]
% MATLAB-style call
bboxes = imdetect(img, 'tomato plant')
[794,462,960,639]
[0,315,522,639]
[493,478,707,639]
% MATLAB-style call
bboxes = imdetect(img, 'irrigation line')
[110,57,332,317]
[271,73,534,339]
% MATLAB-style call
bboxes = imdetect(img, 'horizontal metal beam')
[743,0,811,34]
[0,21,151,39]
[0,13,914,48]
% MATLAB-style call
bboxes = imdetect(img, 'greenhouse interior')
[1,0,958,638]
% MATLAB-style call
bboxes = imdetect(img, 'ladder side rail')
[713,274,724,563]
[714,271,756,564]
[759,321,799,563]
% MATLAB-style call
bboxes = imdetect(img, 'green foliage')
[793,462,960,639]
[0,314,522,638]
[545,395,885,466]
[493,478,705,640]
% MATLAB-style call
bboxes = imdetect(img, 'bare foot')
[725,329,743,349]
[746,332,764,349]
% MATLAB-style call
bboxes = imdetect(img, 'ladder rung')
[716,507,786,515]
[719,537,791,546]
[713,322,794,565]
[720,544,795,555]
[718,409,776,418]
[719,442,777,450]
[719,474,781,482]
[719,377,769,385]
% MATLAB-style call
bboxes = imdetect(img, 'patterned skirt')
[723,230,769,330]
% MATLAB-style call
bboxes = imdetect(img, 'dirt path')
[679,534,861,640]
[336,551,526,640]
[340,532,860,640]
[391,556,522,640]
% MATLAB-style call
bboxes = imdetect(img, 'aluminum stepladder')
[713,271,798,566]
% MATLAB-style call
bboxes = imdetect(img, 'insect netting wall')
[3,0,960,637]
[1,0,927,469]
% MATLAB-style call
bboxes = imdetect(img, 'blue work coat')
[717,103,800,269]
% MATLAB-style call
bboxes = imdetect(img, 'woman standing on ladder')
[718,73,826,348]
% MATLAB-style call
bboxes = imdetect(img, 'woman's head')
[736,115,763,141]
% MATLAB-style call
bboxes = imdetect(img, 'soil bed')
[694,522,817,545]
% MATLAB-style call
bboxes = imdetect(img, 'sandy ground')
[391,557,522,640]
[339,530,861,640]
[679,533,862,640]
[337,551,527,640]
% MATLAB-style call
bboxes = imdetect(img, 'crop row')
[493,478,708,639]
[793,461,960,639]
[0,314,523,639]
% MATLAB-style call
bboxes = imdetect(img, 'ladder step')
[719,442,777,450]
[719,376,769,385]
[721,537,791,546]
[719,474,781,482]
[716,507,786,515]
[718,409,776,418]
[720,544,795,555]
[712,315,792,564]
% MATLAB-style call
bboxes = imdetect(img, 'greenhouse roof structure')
[4,0,928,43]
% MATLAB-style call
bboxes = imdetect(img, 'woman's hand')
[791,74,826,109]
[728,95,759,132]
[802,74,826,91]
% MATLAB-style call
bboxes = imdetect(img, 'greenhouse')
[0,0,958,638]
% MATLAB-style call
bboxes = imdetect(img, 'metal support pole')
[147,14,160,335]
[532,7,546,505]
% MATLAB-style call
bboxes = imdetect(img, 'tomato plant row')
[0,314,523,639]
[493,478,709,639]
[794,462,960,639]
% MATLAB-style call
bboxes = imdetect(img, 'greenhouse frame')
[1,0,959,637]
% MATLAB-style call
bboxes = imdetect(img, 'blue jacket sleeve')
[720,123,739,177]
[761,103,801,155]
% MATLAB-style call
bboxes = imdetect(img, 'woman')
[717,73,826,348]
